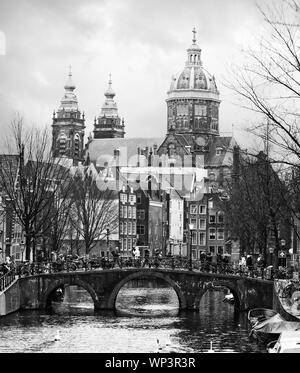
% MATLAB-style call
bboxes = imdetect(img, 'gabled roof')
[205,136,237,168]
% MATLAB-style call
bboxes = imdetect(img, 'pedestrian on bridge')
[142,249,151,268]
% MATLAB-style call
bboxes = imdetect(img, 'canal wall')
[0,279,21,316]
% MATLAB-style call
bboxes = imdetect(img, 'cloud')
[0,0,264,150]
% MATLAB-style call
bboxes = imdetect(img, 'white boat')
[267,331,300,353]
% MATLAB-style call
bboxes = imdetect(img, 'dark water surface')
[0,284,267,353]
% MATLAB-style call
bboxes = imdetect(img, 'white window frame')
[199,205,206,214]
[190,204,198,214]
[199,218,206,230]
[209,228,216,240]
[190,218,197,230]
[217,228,224,240]
[209,215,216,224]
[199,232,206,246]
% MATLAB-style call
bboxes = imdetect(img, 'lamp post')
[106,226,110,257]
[188,223,193,271]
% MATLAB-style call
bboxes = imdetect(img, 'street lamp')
[106,226,110,257]
[188,223,193,271]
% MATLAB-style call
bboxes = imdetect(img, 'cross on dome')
[192,27,197,44]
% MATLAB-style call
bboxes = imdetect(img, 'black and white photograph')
[0,0,300,357]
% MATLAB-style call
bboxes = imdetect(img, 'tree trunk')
[25,232,31,261]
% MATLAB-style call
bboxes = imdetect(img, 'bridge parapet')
[16,268,274,312]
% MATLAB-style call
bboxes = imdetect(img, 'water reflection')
[0,284,267,353]
[116,280,179,317]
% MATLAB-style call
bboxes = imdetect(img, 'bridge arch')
[107,271,187,310]
[194,280,242,310]
[42,277,99,309]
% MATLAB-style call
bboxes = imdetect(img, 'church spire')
[52,67,85,166]
[93,74,125,139]
[186,27,202,67]
[192,27,197,44]
[104,73,116,99]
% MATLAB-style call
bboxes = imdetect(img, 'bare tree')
[70,169,118,255]
[228,0,300,167]
[222,151,291,267]
[0,118,72,260]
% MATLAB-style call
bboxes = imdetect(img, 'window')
[137,225,145,235]
[120,207,123,218]
[137,209,145,220]
[128,206,132,219]
[129,194,136,204]
[208,200,213,209]
[120,222,123,235]
[132,222,136,235]
[199,205,206,214]
[217,228,224,240]
[192,231,197,245]
[209,228,216,240]
[190,218,197,230]
[137,193,142,204]
[209,215,216,224]
[199,232,206,246]
[128,238,132,251]
[120,193,127,203]
[217,246,224,254]
[218,212,224,224]
[123,238,127,251]
[123,222,127,235]
[177,104,188,116]
[195,104,207,116]
[123,206,127,218]
[216,147,223,156]
[209,246,215,254]
[192,250,197,260]
[190,205,197,214]
[132,207,136,219]
[211,120,218,131]
[128,222,132,235]
[199,219,206,230]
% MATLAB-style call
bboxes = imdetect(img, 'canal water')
[0,280,267,353]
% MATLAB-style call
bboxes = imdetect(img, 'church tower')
[52,68,85,165]
[158,28,221,160]
[93,74,125,139]
[167,28,220,139]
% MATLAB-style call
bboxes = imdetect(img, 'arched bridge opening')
[43,278,98,312]
[195,280,242,310]
[108,271,187,311]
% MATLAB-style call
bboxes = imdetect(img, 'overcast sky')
[0,0,268,149]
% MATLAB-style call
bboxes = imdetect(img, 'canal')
[0,279,267,353]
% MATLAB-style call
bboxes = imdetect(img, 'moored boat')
[248,308,278,327]
[267,331,300,353]
[250,314,300,344]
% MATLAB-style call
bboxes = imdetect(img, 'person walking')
[142,249,151,268]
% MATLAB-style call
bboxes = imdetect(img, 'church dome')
[173,66,217,92]
[168,28,219,98]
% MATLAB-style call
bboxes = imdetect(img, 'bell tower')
[52,67,85,165]
[93,74,125,139]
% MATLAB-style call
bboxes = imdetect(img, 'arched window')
[74,133,81,157]
[57,133,67,156]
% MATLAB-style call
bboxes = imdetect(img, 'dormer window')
[216,147,223,156]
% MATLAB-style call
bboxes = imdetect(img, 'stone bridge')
[16,268,274,312]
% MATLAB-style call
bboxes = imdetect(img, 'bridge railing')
[15,257,282,280]
[0,269,16,292]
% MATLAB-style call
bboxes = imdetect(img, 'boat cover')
[253,314,300,333]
